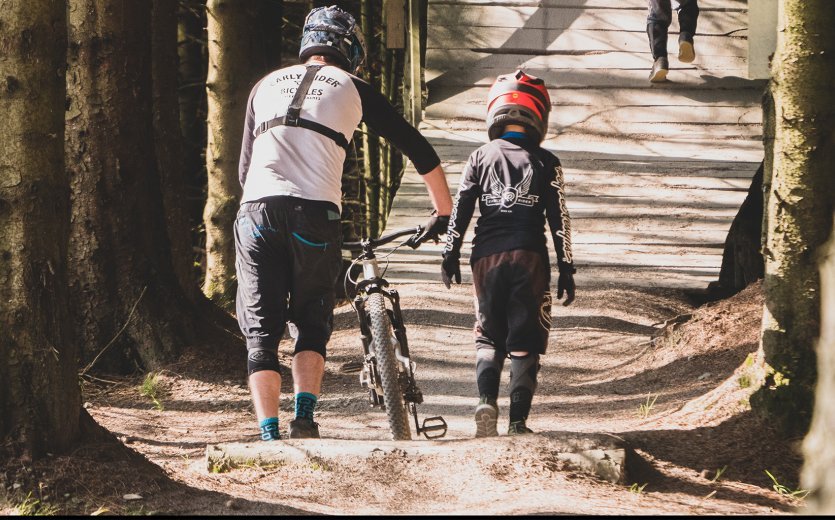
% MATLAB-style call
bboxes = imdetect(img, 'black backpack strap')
[286,64,322,126]
[254,64,350,151]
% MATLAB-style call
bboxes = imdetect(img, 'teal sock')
[259,417,280,441]
[295,392,318,421]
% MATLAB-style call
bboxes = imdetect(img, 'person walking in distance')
[440,70,576,437]
[647,0,700,82]
[236,5,453,441]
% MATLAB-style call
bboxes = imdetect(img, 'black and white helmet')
[299,5,365,74]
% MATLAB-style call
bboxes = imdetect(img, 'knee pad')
[247,348,281,376]
[476,347,505,397]
[509,353,540,393]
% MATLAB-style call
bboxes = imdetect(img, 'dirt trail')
[46,278,802,516]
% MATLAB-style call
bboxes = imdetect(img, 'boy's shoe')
[474,402,499,438]
[507,420,534,435]
[678,39,696,63]
[288,418,321,439]
[649,57,669,82]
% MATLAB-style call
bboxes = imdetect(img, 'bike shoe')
[507,420,534,435]
[288,418,321,439]
[474,402,499,438]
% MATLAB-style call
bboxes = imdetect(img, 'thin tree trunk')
[802,215,835,513]
[66,0,198,373]
[154,0,197,301]
[752,0,835,436]
[0,0,80,458]
[177,0,208,280]
[203,0,266,310]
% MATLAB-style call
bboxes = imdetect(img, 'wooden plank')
[427,66,761,89]
[428,0,746,10]
[379,264,720,290]
[385,0,406,49]
[394,193,745,211]
[427,103,761,125]
[418,124,766,162]
[396,183,750,202]
[424,84,765,108]
[404,161,759,181]
[427,5,746,35]
[422,119,762,140]
[427,48,749,72]
[427,26,747,56]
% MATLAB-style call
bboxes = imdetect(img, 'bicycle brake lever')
[404,226,425,249]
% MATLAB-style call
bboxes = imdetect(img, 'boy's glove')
[408,212,449,247]
[557,268,575,306]
[441,253,461,289]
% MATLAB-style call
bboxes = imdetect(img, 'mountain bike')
[341,226,448,441]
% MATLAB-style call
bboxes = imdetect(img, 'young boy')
[441,70,576,437]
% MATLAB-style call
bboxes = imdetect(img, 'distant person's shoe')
[678,38,696,63]
[288,418,320,439]
[507,420,534,435]
[649,56,669,83]
[474,401,499,438]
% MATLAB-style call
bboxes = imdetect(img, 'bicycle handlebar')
[342,226,423,253]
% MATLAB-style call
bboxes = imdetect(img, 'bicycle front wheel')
[366,292,412,440]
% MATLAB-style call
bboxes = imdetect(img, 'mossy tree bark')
[203,0,277,310]
[0,0,81,458]
[66,0,199,373]
[751,0,835,437]
[802,217,835,513]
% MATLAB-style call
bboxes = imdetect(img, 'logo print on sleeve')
[444,193,463,255]
[550,166,573,264]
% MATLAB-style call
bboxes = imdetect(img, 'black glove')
[557,269,576,306]
[441,253,461,289]
[409,213,450,247]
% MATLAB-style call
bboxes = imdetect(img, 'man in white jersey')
[235,5,453,440]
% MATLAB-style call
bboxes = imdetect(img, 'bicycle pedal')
[419,416,448,439]
[340,360,363,373]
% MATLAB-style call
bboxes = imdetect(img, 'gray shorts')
[234,196,342,357]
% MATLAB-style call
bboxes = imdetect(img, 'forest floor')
[1,278,810,515]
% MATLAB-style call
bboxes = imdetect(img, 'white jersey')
[239,64,440,211]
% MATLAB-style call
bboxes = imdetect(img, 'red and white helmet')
[486,70,551,143]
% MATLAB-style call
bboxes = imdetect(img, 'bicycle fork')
[354,281,447,439]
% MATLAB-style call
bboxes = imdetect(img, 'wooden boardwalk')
[383,0,765,291]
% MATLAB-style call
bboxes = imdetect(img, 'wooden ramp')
[382,0,764,291]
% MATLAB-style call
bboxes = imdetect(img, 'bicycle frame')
[343,227,448,440]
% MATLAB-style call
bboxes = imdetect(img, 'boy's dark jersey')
[443,135,574,272]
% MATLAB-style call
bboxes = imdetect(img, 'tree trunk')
[66,0,198,373]
[203,0,269,310]
[0,0,81,458]
[751,0,835,436]
[177,0,208,282]
[802,215,835,513]
[153,0,197,301]
[707,162,764,300]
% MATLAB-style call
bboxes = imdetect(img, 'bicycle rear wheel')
[366,292,412,440]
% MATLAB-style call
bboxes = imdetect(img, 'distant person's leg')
[675,0,699,63]
[647,0,672,81]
